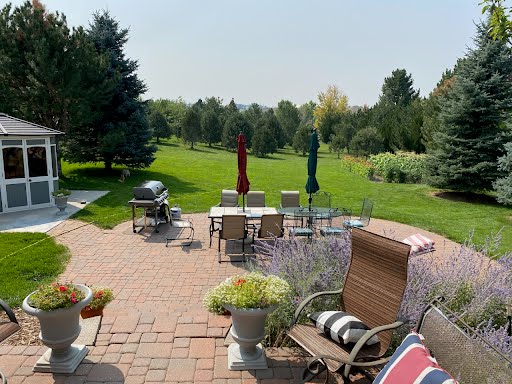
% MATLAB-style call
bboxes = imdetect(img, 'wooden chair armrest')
[290,288,343,326]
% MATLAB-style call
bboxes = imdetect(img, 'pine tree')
[222,113,250,151]
[428,22,512,192]
[182,104,201,149]
[66,10,156,170]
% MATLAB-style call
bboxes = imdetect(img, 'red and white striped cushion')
[373,332,457,383]
[402,233,435,254]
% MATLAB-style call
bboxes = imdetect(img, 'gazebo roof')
[0,113,63,136]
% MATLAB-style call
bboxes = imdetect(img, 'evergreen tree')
[275,100,300,145]
[292,123,311,156]
[222,113,250,151]
[265,109,286,149]
[243,103,263,148]
[428,23,512,192]
[493,142,512,204]
[182,103,201,149]
[66,10,155,170]
[350,127,384,156]
[201,109,221,147]
[0,1,113,174]
[148,109,170,143]
[252,116,277,157]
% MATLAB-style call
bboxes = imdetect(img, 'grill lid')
[133,180,167,200]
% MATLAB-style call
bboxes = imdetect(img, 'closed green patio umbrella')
[305,128,320,210]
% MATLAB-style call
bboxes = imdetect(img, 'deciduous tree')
[313,85,349,143]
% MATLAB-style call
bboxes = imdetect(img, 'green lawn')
[59,137,512,253]
[0,233,70,306]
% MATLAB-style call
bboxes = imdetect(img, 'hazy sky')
[9,0,484,107]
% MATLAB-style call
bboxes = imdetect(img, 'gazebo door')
[1,139,52,211]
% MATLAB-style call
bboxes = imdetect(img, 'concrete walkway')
[0,213,461,383]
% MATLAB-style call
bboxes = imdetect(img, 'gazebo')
[0,113,63,213]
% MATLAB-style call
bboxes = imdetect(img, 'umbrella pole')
[242,194,245,212]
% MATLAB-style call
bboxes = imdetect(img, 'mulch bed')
[0,307,42,346]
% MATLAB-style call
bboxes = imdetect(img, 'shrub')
[340,155,375,179]
[349,127,384,156]
[369,151,427,183]
[252,235,352,346]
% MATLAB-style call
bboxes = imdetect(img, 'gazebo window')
[3,147,25,179]
[26,147,48,177]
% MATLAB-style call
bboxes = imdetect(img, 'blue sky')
[10,0,484,107]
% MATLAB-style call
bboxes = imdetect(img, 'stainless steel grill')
[128,180,170,233]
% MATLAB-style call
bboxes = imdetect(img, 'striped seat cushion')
[308,311,379,345]
[373,332,457,384]
[402,233,435,254]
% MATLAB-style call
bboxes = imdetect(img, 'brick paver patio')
[0,213,459,383]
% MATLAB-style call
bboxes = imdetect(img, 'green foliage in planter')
[28,283,85,311]
[52,189,71,197]
[203,272,291,315]
[84,286,114,310]
[369,152,427,183]
[340,155,375,179]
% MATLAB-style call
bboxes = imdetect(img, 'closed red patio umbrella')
[236,133,250,211]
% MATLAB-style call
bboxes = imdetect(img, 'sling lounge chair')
[287,228,411,382]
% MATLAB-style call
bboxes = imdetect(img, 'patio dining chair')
[288,208,315,238]
[281,191,302,228]
[319,208,351,237]
[0,299,20,343]
[210,189,239,245]
[287,228,411,382]
[254,214,284,240]
[343,197,373,229]
[246,191,266,207]
[218,215,248,263]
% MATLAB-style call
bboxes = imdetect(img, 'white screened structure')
[0,113,63,213]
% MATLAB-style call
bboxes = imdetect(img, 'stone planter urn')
[224,304,277,370]
[22,284,92,373]
[54,196,69,215]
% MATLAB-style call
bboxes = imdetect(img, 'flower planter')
[22,284,92,373]
[224,304,277,370]
[80,307,104,319]
[54,196,69,215]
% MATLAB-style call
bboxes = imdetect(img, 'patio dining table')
[277,206,348,232]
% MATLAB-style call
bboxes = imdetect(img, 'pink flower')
[59,286,67,292]
[70,292,77,303]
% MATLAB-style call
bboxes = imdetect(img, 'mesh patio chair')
[246,191,266,207]
[218,215,248,263]
[280,190,300,208]
[0,299,20,343]
[287,228,411,382]
[311,192,332,228]
[281,191,302,228]
[343,197,373,229]
[210,189,239,246]
[255,214,284,240]
[416,298,512,383]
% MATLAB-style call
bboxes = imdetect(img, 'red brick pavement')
[0,213,460,383]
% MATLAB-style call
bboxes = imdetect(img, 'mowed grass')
[0,233,70,306]
[59,137,512,253]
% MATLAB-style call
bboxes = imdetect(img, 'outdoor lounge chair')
[218,215,248,263]
[0,299,20,343]
[343,197,373,229]
[287,228,411,382]
[246,191,266,207]
[165,214,194,247]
